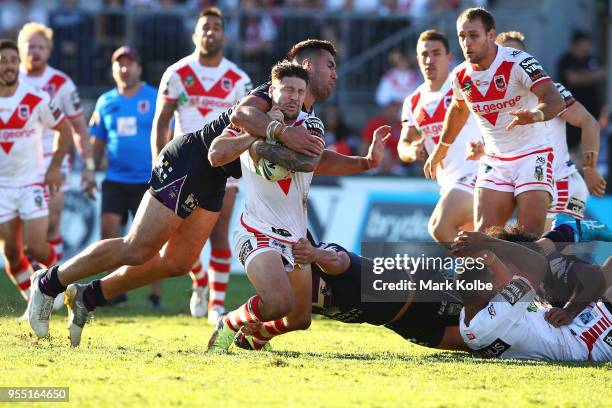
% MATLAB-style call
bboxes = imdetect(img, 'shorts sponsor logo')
[519,57,546,82]
[493,75,507,92]
[271,227,291,237]
[488,304,496,317]
[238,239,253,265]
[475,338,511,358]
[535,156,546,165]
[499,278,531,305]
[34,194,43,208]
[482,164,493,174]
[604,330,612,348]
[578,310,594,325]
[534,164,544,181]
[566,197,585,216]
[181,193,198,213]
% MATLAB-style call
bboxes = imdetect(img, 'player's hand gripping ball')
[258,116,325,181]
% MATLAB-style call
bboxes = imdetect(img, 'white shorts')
[44,154,72,193]
[226,177,240,191]
[234,222,297,273]
[441,172,478,196]
[546,172,588,219]
[477,148,554,198]
[0,183,49,223]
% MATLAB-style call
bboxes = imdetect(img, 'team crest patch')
[137,100,150,114]
[444,95,452,108]
[18,104,30,120]
[494,75,507,92]
[534,164,544,181]
[221,78,233,92]
[184,75,195,87]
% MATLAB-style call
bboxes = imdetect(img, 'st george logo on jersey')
[17,104,30,120]
[494,75,507,92]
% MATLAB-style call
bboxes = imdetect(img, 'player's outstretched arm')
[251,140,323,172]
[151,98,177,161]
[46,120,74,195]
[562,101,606,197]
[293,238,350,275]
[314,125,391,176]
[231,95,324,157]
[69,114,97,198]
[424,97,469,179]
[208,131,258,167]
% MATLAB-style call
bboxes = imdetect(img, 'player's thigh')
[432,188,474,230]
[209,186,238,246]
[474,188,515,231]
[21,215,49,249]
[122,191,184,257]
[158,207,220,275]
[0,218,23,260]
[245,250,293,308]
[516,190,550,235]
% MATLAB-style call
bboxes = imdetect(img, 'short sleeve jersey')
[0,81,65,186]
[451,47,553,157]
[159,55,251,135]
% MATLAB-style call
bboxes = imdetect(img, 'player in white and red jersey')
[207,62,391,352]
[0,39,72,304]
[17,22,97,266]
[493,32,606,229]
[452,231,611,362]
[399,30,482,243]
[424,8,565,237]
[153,7,252,320]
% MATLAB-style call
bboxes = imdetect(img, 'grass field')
[1,271,610,407]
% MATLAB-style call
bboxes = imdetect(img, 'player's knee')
[262,292,294,320]
[164,259,194,277]
[428,218,451,243]
[122,241,158,265]
[291,316,311,331]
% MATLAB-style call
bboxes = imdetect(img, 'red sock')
[249,319,290,349]
[39,244,58,268]
[189,260,208,288]
[224,295,263,332]
[47,237,63,261]
[208,248,231,310]
[6,257,34,301]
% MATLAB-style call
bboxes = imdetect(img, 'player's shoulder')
[498,46,530,62]
[403,84,425,111]
[45,65,73,83]
[18,80,48,101]
[221,58,251,81]
[163,54,196,75]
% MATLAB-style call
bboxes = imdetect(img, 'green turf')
[0,272,610,407]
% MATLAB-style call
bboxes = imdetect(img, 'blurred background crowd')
[0,0,610,181]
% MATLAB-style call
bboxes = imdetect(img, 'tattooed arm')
[250,139,322,172]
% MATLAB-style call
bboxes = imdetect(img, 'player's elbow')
[207,146,226,167]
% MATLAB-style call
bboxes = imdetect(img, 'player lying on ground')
[206,63,391,353]
[452,231,612,361]
[26,39,335,345]
[486,219,611,327]
[234,237,467,351]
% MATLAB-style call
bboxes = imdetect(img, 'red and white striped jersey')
[402,76,481,187]
[546,82,577,180]
[451,46,553,158]
[0,81,65,186]
[236,111,316,243]
[460,276,612,362]
[19,65,83,158]
[159,54,251,135]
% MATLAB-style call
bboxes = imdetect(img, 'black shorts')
[384,301,462,348]
[149,132,228,217]
[101,180,148,224]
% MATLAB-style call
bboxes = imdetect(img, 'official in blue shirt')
[89,46,160,306]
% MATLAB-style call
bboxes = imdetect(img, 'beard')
[200,43,222,58]
[0,72,18,86]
